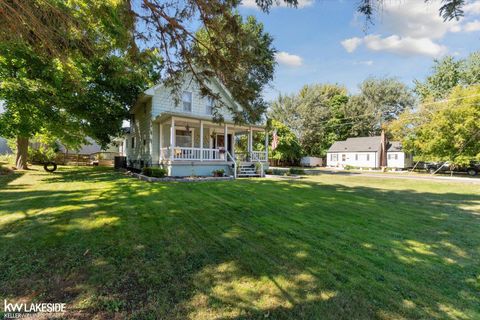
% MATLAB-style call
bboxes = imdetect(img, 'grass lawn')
[1,167,479,319]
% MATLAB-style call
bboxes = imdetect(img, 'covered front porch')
[154,114,268,177]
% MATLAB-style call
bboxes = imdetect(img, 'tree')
[0,1,161,169]
[270,84,351,157]
[389,85,480,164]
[265,120,303,165]
[0,0,467,168]
[415,53,480,101]
[1,0,466,119]
[269,94,301,136]
[270,80,414,157]
[351,77,415,136]
[194,14,276,123]
[415,56,463,101]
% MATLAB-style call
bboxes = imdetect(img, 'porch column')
[159,123,163,161]
[264,130,268,161]
[170,117,175,161]
[224,123,228,161]
[248,127,253,156]
[232,131,236,159]
[200,120,204,161]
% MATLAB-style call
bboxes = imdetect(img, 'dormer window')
[182,91,192,112]
[206,97,214,115]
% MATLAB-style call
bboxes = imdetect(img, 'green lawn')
[1,167,479,319]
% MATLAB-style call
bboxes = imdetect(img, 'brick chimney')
[380,129,388,167]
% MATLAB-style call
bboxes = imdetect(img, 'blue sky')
[238,0,480,100]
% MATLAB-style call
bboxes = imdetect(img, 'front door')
[213,134,232,154]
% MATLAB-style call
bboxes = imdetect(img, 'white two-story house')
[123,75,268,177]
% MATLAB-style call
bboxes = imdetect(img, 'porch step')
[236,163,262,178]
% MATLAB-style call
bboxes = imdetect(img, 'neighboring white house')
[326,136,413,169]
[123,75,268,177]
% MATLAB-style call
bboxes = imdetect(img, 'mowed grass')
[0,167,479,319]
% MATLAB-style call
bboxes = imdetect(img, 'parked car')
[426,161,480,176]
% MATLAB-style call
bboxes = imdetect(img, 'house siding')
[151,79,237,121]
[387,151,413,168]
[124,76,266,176]
[327,151,378,168]
[127,99,153,166]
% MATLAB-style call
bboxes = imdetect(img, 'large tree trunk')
[16,136,29,170]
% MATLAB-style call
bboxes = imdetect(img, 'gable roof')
[327,136,403,153]
[141,74,243,114]
[387,141,403,152]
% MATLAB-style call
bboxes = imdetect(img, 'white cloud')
[464,19,480,31]
[341,0,461,57]
[275,51,303,67]
[241,0,313,9]
[380,0,461,39]
[363,34,448,57]
[360,60,373,66]
[464,1,480,15]
[341,37,363,53]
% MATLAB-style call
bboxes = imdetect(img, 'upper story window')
[182,91,192,112]
[206,97,214,115]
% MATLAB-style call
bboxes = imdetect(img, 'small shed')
[300,156,323,167]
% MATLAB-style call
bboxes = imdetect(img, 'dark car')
[426,161,480,176]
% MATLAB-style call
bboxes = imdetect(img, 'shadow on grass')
[0,168,479,319]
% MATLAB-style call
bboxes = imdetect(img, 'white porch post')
[200,120,204,161]
[248,127,253,157]
[224,123,228,161]
[170,117,175,161]
[232,131,236,159]
[264,130,268,161]
[159,123,163,161]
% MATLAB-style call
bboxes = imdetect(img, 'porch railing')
[251,151,265,177]
[252,151,267,162]
[160,147,224,161]
[233,151,268,162]
[160,147,267,163]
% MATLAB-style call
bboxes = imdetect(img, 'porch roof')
[153,112,266,131]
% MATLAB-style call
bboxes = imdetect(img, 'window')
[342,154,346,162]
[331,154,338,161]
[366,154,370,161]
[182,91,192,112]
[395,154,398,160]
[206,97,214,115]
[388,154,391,160]
[131,137,135,148]
[355,154,358,161]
